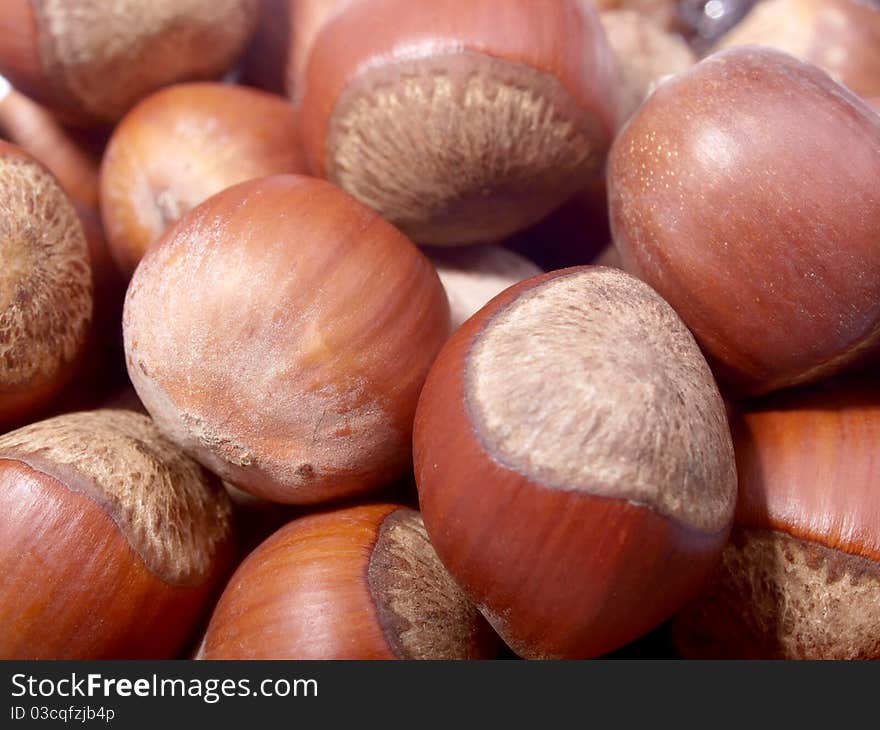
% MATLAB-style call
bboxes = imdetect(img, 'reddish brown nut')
[0,0,259,125]
[414,266,737,658]
[100,82,307,276]
[673,379,880,659]
[0,76,100,209]
[0,142,93,427]
[600,10,695,123]
[427,245,541,330]
[300,0,617,246]
[124,175,450,505]
[714,0,880,99]
[608,47,880,396]
[198,504,496,659]
[0,409,234,659]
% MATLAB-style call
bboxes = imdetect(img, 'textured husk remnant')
[466,267,737,534]
[0,409,232,586]
[33,0,258,121]
[368,509,486,659]
[328,51,606,245]
[0,155,91,393]
[674,527,880,659]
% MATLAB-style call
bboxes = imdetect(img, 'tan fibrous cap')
[0,144,92,413]
[368,508,490,660]
[465,267,737,534]
[675,527,880,659]
[0,409,233,587]
[302,0,618,246]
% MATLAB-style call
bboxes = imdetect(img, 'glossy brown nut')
[198,504,497,659]
[0,141,93,427]
[0,0,259,125]
[0,409,234,659]
[100,82,307,276]
[427,245,541,331]
[608,47,880,396]
[674,379,880,659]
[414,266,737,658]
[300,0,617,246]
[714,0,880,99]
[124,175,450,505]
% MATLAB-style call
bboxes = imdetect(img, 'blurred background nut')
[285,0,354,105]
[100,82,307,276]
[0,0,259,125]
[599,10,696,123]
[713,0,880,100]
[592,0,686,31]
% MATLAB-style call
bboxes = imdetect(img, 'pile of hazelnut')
[0,0,877,661]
